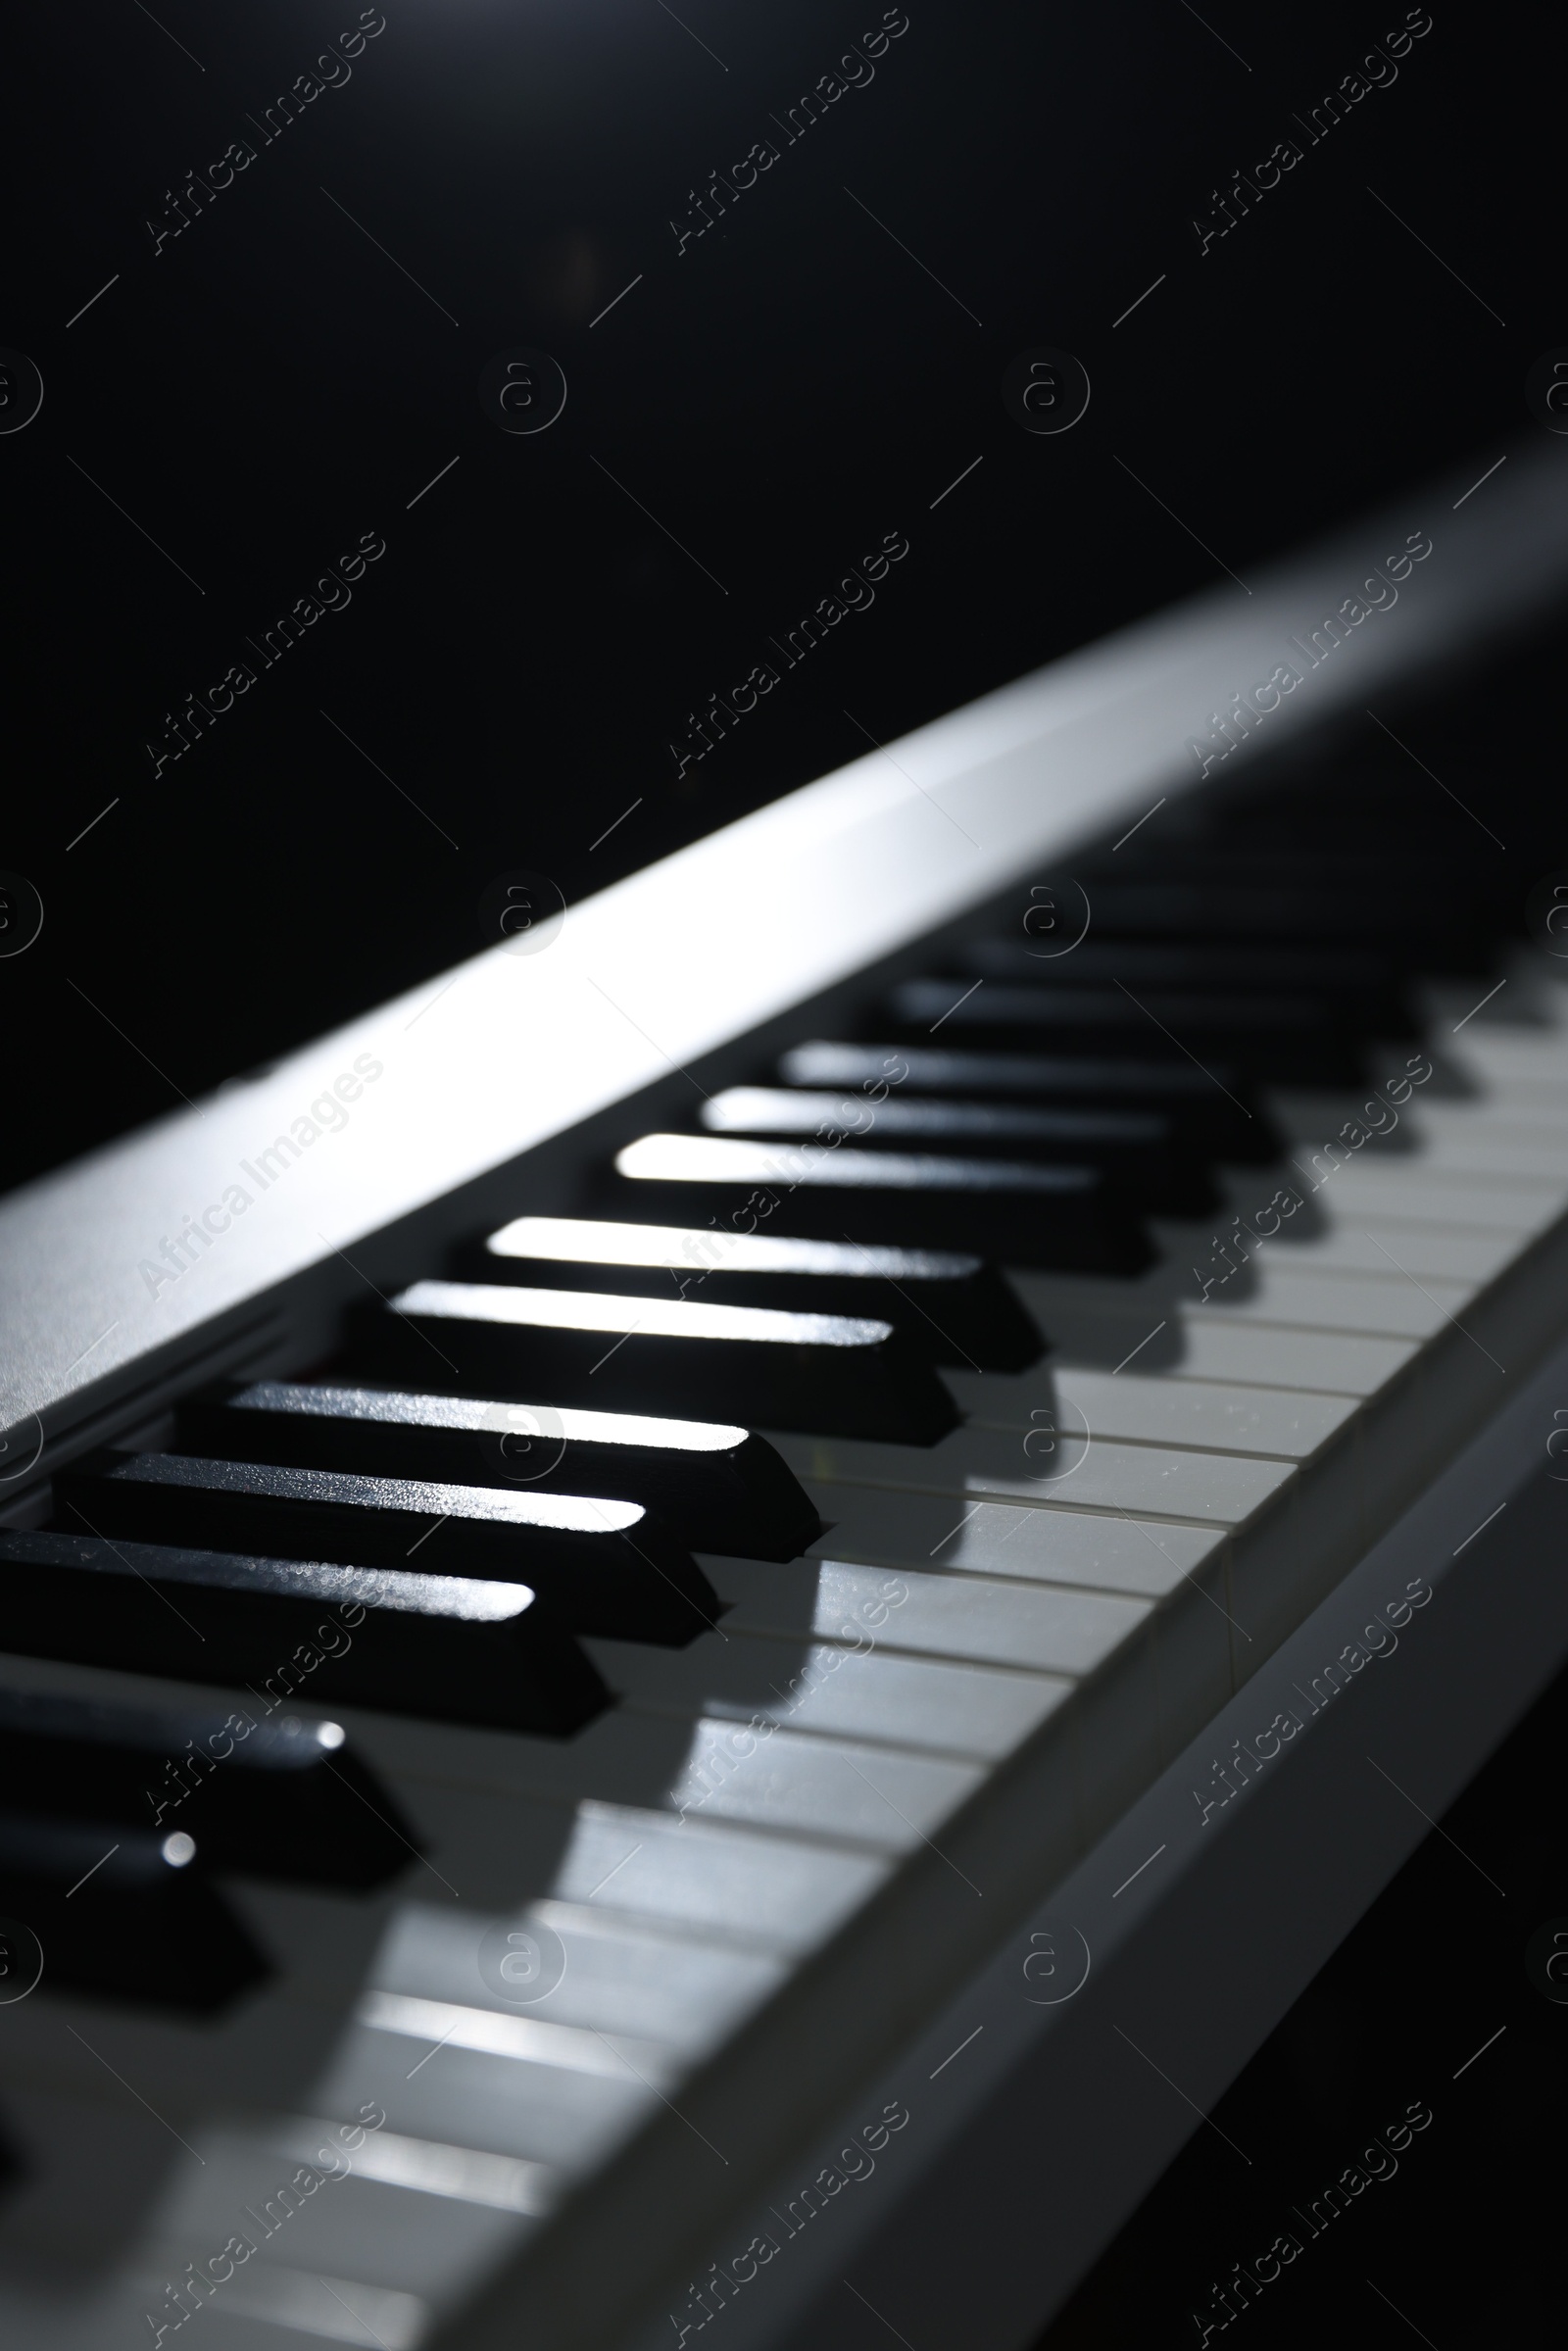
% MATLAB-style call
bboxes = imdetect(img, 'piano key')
[780,1040,1278,1161]
[0,1530,610,1734]
[696,1086,1220,1215]
[1404,1126,1568,1181]
[705,1553,1196,1820]
[270,2113,553,2216]
[774,1420,1297,1529]
[1065,878,1484,943]
[1231,1219,1519,1285]
[146,2127,535,2311]
[585,1629,1071,1762]
[703,1085,1170,1151]
[713,1553,1156,1678]
[0,1813,268,2011]
[545,1801,891,1955]
[288,1759,891,1963]
[55,1453,717,1645]
[0,1686,413,1889]
[971,1367,1359,1462]
[475,1215,1045,1372]
[354,1993,680,2109]
[362,1685,998,1858]
[372,1277,960,1444]
[598,1131,1149,1271]
[316,2011,668,2173]
[1298,1168,1567,1233]
[179,1380,821,1564]
[960,935,1419,1030]
[801,1488,1223,1600]
[1184,1265,1478,1341]
[1271,1097,1568,1188]
[374,1898,790,2055]
[207,1628,924,1863]
[1161,1318,1420,1396]
[662,1717,984,1847]
[1448,1033,1568,1094]
[885,978,1365,1083]
[1413,1097,1568,1138]
[151,2261,429,2351]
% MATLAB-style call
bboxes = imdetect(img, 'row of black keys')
[0,865,1506,2008]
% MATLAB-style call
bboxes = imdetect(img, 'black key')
[967,938,1386,986]
[592,1134,1151,1274]
[0,1529,612,1729]
[696,1087,1219,1217]
[471,1216,1044,1373]
[0,1686,412,1890]
[180,1381,821,1563]
[0,1811,267,2012]
[885,979,1364,1085]
[55,1454,715,1646]
[1056,880,1481,951]
[960,939,1419,1033]
[781,1042,1278,1162]
[366,1278,961,1444]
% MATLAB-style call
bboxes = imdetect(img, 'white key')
[374,1899,789,2055]
[145,2257,429,2351]
[664,1718,984,1848]
[280,2113,554,2215]
[545,1801,890,1955]
[356,1990,675,2086]
[1251,1221,1518,1284]
[1170,1319,1418,1394]
[336,1680,969,1853]
[1183,1265,1474,1340]
[1305,1165,1564,1231]
[1034,1369,1355,1460]
[715,1553,1152,1677]
[315,2014,660,2174]
[1408,1128,1568,1180]
[1414,1100,1568,1139]
[589,1631,1069,1761]
[1448,1033,1568,1091]
[799,1487,1222,1598]
[770,1421,1294,1527]
[150,2127,533,2306]
[1445,1078,1568,1122]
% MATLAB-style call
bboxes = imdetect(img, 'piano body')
[3,444,1568,2351]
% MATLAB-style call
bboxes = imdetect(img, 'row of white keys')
[770,1421,1296,1526]
[794,983,1568,1681]
[0,1540,1110,2349]
[10,994,1568,2346]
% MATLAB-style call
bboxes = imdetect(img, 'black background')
[1038,1638,1568,2347]
[3,0,1558,1194]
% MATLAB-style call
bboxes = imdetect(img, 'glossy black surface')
[180,1380,822,1562]
[358,1279,962,1444]
[0,1813,269,2012]
[595,1133,1149,1272]
[473,1217,1045,1373]
[0,1531,612,1732]
[0,1687,415,1889]
[696,1086,1219,1216]
[884,979,1367,1086]
[779,1043,1279,1163]
[58,1450,717,1643]
[957,939,1420,1037]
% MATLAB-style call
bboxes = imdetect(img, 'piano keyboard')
[3,474,1568,2350]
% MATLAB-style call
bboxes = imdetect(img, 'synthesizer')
[3,440,1568,2351]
